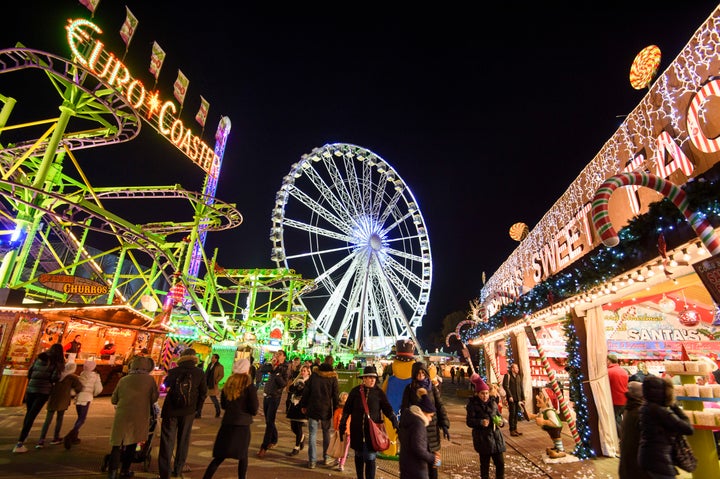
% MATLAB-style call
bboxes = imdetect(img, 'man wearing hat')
[159,348,208,479]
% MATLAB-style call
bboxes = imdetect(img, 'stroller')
[101,402,160,473]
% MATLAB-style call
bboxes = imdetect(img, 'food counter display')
[0,308,166,405]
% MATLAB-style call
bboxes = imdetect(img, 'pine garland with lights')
[505,336,513,364]
[562,315,595,459]
[478,347,487,380]
[467,172,720,336]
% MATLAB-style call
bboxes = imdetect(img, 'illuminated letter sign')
[65,19,218,176]
[38,274,110,296]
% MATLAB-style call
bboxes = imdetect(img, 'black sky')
[2,1,720,349]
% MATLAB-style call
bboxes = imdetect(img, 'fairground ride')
[270,143,433,355]
[0,21,312,350]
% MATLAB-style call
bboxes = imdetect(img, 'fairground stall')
[464,5,720,478]
[0,298,166,406]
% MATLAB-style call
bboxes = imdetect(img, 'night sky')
[2,1,720,349]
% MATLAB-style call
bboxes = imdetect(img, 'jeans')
[307,417,332,464]
[261,395,282,449]
[158,414,195,479]
[353,443,378,479]
[69,403,91,435]
[39,409,65,441]
[508,398,520,431]
[18,392,49,443]
[613,404,624,438]
[209,395,221,416]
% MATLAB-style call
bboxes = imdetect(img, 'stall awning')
[1,304,167,333]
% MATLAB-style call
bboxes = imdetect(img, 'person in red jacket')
[607,354,628,438]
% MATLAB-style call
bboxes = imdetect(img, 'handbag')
[327,430,346,458]
[359,386,390,451]
[671,434,697,472]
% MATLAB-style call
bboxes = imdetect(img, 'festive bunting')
[195,96,209,127]
[119,7,138,47]
[173,69,189,106]
[79,0,100,14]
[149,41,165,80]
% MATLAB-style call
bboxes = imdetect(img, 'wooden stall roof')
[1,303,167,333]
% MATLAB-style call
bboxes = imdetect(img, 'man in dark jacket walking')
[257,349,289,458]
[159,348,207,479]
[300,355,340,468]
[502,362,524,436]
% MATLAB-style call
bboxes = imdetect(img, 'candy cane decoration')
[445,332,459,347]
[525,317,581,446]
[591,172,720,255]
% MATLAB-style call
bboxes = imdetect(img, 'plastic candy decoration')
[658,294,677,313]
[630,45,661,90]
[591,172,720,256]
[509,222,529,241]
[678,306,701,327]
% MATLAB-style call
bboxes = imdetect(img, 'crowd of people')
[12,340,720,479]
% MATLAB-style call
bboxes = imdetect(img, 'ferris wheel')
[270,143,432,353]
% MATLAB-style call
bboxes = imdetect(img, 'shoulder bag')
[671,434,697,472]
[359,386,390,451]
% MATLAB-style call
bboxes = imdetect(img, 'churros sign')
[39,273,109,296]
[65,18,218,175]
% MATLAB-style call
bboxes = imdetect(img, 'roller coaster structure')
[0,22,312,349]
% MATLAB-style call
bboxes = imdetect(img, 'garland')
[562,316,595,459]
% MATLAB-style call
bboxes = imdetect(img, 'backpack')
[169,370,195,408]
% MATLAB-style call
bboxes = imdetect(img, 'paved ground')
[0,379,629,478]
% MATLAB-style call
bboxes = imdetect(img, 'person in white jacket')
[63,359,103,449]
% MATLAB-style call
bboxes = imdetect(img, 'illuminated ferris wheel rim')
[270,143,432,354]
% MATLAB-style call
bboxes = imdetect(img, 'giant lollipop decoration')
[591,172,720,256]
[630,45,661,90]
[509,222,529,242]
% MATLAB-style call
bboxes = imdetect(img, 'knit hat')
[470,373,489,392]
[177,348,198,364]
[83,360,96,372]
[627,381,643,400]
[60,362,77,381]
[233,358,250,375]
[416,387,436,413]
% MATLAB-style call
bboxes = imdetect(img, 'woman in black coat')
[399,388,439,479]
[638,375,693,478]
[619,381,650,479]
[401,362,450,479]
[14,343,64,453]
[202,359,259,479]
[466,375,505,479]
[339,366,398,479]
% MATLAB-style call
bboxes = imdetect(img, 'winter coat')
[287,375,308,421]
[638,376,693,476]
[340,384,398,452]
[26,352,63,395]
[263,361,290,398]
[46,372,82,412]
[220,382,259,426]
[76,361,103,406]
[399,406,436,479]
[300,364,339,421]
[161,358,208,418]
[502,371,524,402]
[401,363,449,453]
[466,394,506,455]
[205,361,225,397]
[619,393,650,479]
[110,358,159,446]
